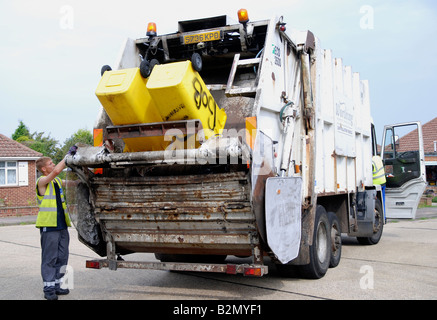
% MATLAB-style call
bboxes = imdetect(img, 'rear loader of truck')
[65,10,387,279]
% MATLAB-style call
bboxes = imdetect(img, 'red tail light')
[86,260,101,269]
[244,266,263,277]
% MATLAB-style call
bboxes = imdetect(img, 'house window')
[0,161,18,186]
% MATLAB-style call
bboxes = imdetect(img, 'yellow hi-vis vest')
[372,156,386,185]
[36,176,71,228]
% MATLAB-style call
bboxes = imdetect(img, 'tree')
[22,131,60,159]
[54,128,93,163]
[12,121,30,141]
[11,121,93,165]
[11,121,60,158]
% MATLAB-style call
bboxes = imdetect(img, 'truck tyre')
[298,205,331,279]
[328,212,341,268]
[357,199,383,245]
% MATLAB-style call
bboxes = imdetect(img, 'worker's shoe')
[44,291,58,300]
[56,288,70,295]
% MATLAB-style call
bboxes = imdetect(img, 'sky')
[0,0,436,145]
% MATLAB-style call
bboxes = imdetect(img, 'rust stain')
[167,213,180,220]
[194,190,203,198]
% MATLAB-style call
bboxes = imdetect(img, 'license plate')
[182,30,222,45]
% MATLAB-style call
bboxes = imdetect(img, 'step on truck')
[65,9,426,278]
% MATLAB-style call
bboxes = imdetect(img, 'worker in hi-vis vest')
[35,146,76,300]
[372,155,386,222]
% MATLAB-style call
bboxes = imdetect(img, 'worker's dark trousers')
[40,229,69,293]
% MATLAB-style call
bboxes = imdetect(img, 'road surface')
[0,209,436,302]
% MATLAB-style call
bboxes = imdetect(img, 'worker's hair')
[36,157,51,173]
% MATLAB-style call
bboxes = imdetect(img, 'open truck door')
[381,122,426,219]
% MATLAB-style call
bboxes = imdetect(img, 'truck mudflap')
[265,177,302,264]
[85,259,268,277]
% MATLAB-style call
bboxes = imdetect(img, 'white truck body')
[65,14,425,278]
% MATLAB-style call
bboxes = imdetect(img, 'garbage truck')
[64,10,426,279]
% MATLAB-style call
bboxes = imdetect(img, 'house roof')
[0,134,43,158]
[422,117,437,154]
[396,117,437,155]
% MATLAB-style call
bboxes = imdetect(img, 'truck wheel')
[328,212,341,268]
[298,205,331,279]
[191,53,202,72]
[357,199,384,245]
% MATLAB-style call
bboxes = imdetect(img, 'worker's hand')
[67,145,78,156]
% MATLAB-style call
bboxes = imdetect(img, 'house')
[0,134,42,216]
[423,117,437,189]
